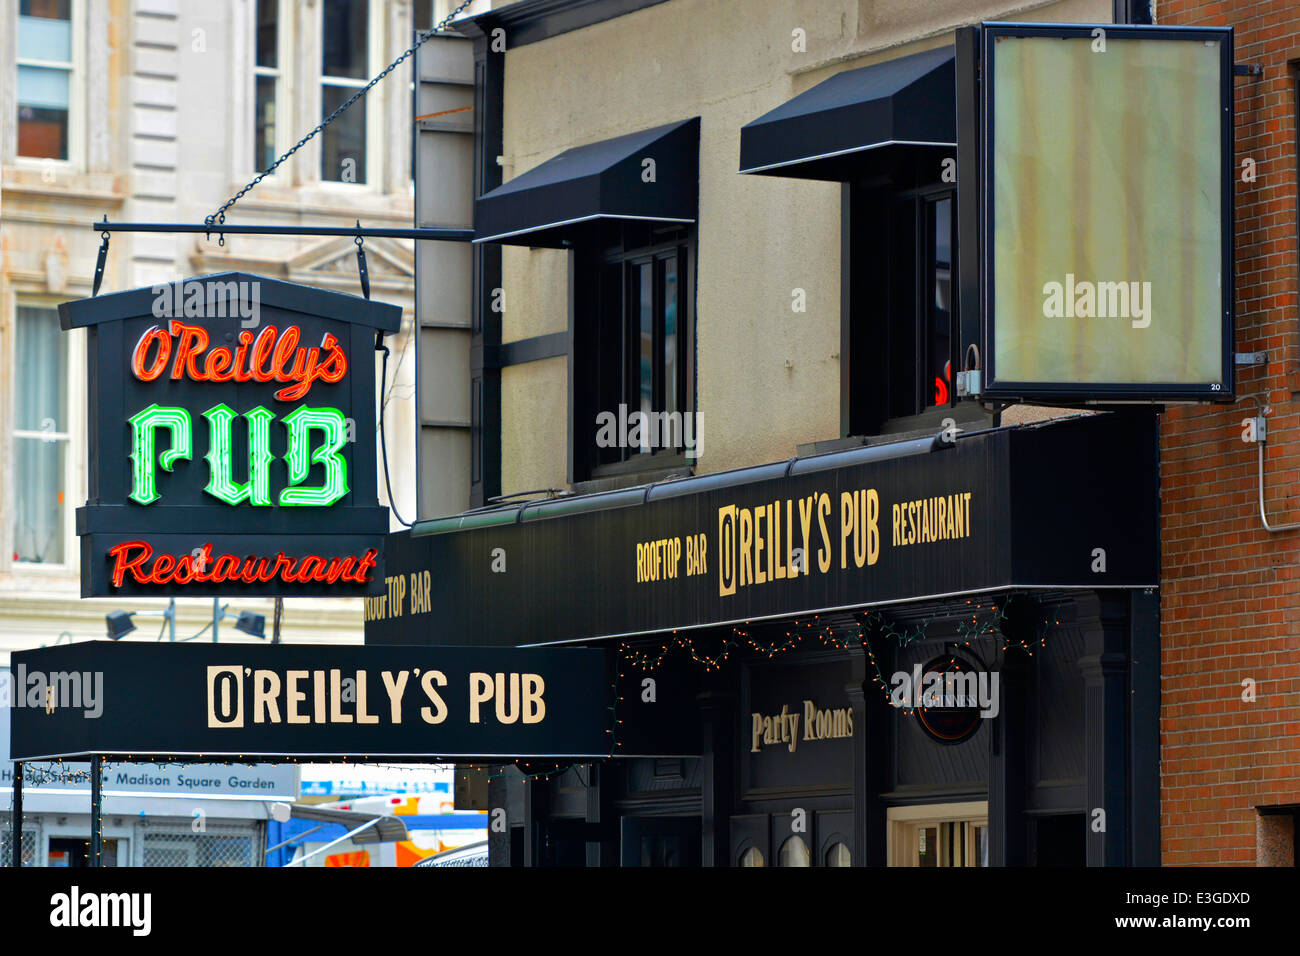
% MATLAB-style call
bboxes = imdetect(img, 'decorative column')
[521,771,550,867]
[852,641,892,866]
[987,646,1029,865]
[699,690,735,867]
[1080,592,1131,866]
[1128,588,1160,865]
[585,761,618,866]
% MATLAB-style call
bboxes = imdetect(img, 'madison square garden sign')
[60,272,398,597]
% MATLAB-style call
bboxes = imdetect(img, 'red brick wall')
[1159,0,1300,864]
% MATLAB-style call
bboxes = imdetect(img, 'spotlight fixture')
[233,611,266,639]
[105,610,136,640]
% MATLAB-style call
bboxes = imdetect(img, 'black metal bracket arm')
[1234,63,1263,78]
[92,215,110,296]
[86,220,473,296]
[91,221,474,241]
[355,221,371,301]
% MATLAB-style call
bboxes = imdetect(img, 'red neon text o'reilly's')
[132,319,347,402]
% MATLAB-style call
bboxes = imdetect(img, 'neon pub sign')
[60,273,399,598]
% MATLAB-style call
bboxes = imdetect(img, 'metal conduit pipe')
[1244,394,1300,533]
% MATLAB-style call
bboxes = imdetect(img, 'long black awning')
[474,117,699,246]
[739,46,955,181]
[369,413,1159,649]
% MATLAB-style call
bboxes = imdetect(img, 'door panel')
[619,816,700,867]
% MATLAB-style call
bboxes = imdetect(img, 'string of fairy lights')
[608,592,1057,748]
[4,595,1060,842]
[617,593,1055,702]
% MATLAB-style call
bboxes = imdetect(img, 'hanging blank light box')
[968,22,1234,404]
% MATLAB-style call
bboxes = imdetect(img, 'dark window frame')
[319,0,371,184]
[841,171,977,438]
[16,0,75,162]
[253,0,281,174]
[570,222,697,486]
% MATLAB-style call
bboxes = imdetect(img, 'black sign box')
[60,274,400,597]
[10,641,612,761]
[367,412,1158,647]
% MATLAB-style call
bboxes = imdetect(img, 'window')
[911,820,985,867]
[739,845,765,867]
[320,0,370,183]
[778,835,810,867]
[1256,808,1299,867]
[887,802,989,867]
[842,172,979,438]
[825,841,851,867]
[12,306,70,564]
[574,223,695,482]
[16,0,74,160]
[253,0,282,173]
[49,837,121,867]
[927,196,954,407]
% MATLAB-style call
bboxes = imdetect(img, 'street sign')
[60,273,400,597]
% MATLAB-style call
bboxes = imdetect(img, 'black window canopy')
[474,117,700,247]
[739,46,955,181]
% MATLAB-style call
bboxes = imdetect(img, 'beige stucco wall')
[494,0,1111,496]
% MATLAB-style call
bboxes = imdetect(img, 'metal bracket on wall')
[1233,63,1263,78]
[1235,351,1267,366]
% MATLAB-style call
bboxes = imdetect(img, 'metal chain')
[205,0,476,234]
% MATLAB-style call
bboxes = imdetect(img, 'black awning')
[739,46,955,181]
[370,413,1158,649]
[474,118,699,246]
